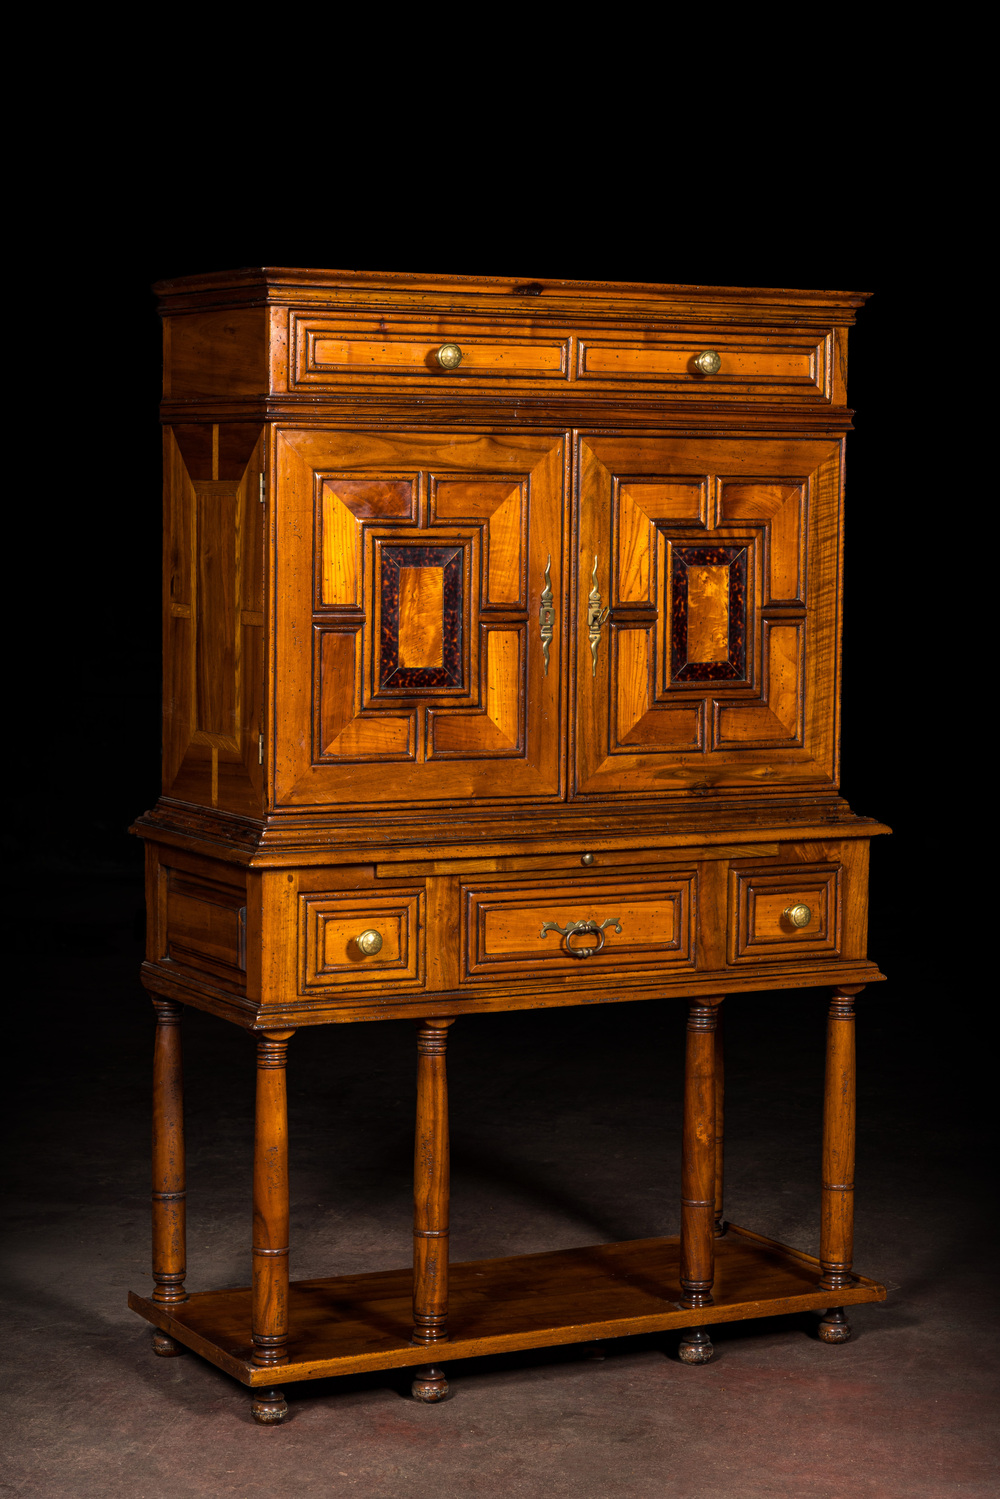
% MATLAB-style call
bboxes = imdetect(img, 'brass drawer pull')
[540,916,622,958]
[356,929,384,956]
[783,904,812,929]
[435,343,463,369]
[693,350,721,374]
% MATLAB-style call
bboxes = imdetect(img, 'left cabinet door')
[273,429,566,809]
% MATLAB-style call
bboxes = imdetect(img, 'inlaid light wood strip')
[486,631,520,745]
[321,488,359,607]
[617,630,650,740]
[617,493,654,604]
[487,491,523,604]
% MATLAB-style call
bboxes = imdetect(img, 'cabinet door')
[575,435,842,798]
[274,430,565,808]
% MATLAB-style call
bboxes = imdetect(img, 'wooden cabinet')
[132,268,888,1422]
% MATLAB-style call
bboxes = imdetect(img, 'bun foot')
[678,1327,715,1364]
[411,1365,449,1402]
[250,1387,289,1424]
[818,1307,852,1344]
[152,1329,185,1357]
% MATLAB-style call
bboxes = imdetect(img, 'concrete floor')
[3,877,997,1498]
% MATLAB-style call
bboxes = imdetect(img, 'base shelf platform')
[128,1223,885,1388]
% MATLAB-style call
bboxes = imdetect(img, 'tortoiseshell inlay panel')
[380,545,464,690]
[670,545,748,682]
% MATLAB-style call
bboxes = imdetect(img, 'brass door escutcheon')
[587,556,610,677]
[539,555,555,676]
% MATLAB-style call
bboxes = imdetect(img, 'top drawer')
[287,315,833,400]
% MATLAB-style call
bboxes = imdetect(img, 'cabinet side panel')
[165,309,268,400]
[162,426,265,816]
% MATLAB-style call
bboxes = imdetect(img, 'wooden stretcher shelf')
[128,1223,886,1388]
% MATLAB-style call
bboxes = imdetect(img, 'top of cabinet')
[155,266,869,320]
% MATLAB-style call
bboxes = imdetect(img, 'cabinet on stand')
[129,267,888,1422]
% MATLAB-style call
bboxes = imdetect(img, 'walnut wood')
[128,268,887,1415]
[150,997,187,1307]
[252,1031,295,1367]
[413,1019,454,1346]
[127,1223,886,1386]
[678,1326,715,1364]
[818,1307,852,1343]
[151,1329,185,1358]
[714,1009,726,1238]
[820,986,860,1292]
[411,1366,449,1402]
[250,1387,288,1424]
[680,999,722,1309]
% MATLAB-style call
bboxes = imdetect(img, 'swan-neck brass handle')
[540,916,622,958]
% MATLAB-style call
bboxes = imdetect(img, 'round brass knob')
[693,350,721,375]
[783,904,812,929]
[356,929,384,957]
[581,853,595,866]
[435,343,463,370]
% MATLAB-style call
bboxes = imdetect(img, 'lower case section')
[128,1222,885,1388]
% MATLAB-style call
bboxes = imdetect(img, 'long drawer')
[460,873,696,981]
[287,315,832,400]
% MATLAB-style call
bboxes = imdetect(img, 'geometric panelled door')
[274,429,565,807]
[575,434,844,797]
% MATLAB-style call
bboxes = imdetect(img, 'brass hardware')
[581,853,595,866]
[356,929,384,956]
[783,904,812,929]
[587,556,610,677]
[694,350,722,375]
[436,343,463,369]
[540,916,622,958]
[539,555,554,676]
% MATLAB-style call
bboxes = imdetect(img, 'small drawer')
[576,333,828,397]
[292,316,569,385]
[461,874,695,981]
[299,888,424,993]
[729,863,841,964]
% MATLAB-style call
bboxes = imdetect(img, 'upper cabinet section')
[157,268,867,410]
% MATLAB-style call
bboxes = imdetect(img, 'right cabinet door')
[575,435,843,798]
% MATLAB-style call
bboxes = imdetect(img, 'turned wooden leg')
[411,1017,454,1402]
[252,1031,295,1375]
[250,1387,289,1424]
[713,1006,726,1238]
[150,997,187,1354]
[819,986,860,1343]
[679,997,721,1364]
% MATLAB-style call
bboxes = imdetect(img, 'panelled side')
[163,423,266,815]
